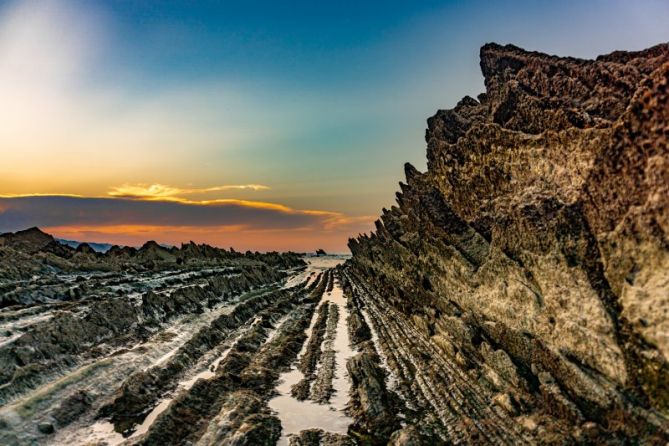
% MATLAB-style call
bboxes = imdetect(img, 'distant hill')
[56,238,114,253]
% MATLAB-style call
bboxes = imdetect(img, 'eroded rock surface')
[2,43,669,446]
[0,228,307,445]
[346,43,669,443]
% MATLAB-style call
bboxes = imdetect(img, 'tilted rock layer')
[348,43,669,442]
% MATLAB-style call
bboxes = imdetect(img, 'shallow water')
[328,282,357,409]
[72,420,125,446]
[269,260,355,445]
[130,398,172,438]
[4,258,355,445]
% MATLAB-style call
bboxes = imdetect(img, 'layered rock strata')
[0,228,307,445]
[347,43,669,443]
[0,227,303,292]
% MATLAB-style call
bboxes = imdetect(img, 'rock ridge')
[347,42,669,443]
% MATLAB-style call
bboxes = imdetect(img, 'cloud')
[0,195,325,231]
[0,195,374,251]
[108,183,270,200]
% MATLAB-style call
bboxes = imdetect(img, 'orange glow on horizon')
[43,222,372,253]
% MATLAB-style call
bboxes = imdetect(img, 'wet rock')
[100,290,295,431]
[0,235,309,444]
[198,391,281,446]
[290,379,311,401]
[136,293,317,445]
[0,263,293,404]
[388,426,425,446]
[52,390,93,426]
[289,428,322,446]
[292,302,330,400]
[310,303,339,403]
[225,413,281,445]
[37,422,54,434]
[289,428,355,446]
[346,351,399,442]
[347,311,371,345]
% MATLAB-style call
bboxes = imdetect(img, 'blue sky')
[0,0,668,251]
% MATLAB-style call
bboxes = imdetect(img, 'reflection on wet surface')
[269,256,355,445]
[0,256,359,445]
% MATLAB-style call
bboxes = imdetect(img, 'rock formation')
[347,42,669,443]
[0,227,304,305]
[0,228,310,445]
[2,43,669,446]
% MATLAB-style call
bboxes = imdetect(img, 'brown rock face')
[348,43,669,442]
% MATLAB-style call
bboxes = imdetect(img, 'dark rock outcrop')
[0,227,305,305]
[347,43,669,443]
[289,428,355,446]
[0,227,55,253]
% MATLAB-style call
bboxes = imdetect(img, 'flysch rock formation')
[346,42,669,444]
[0,227,374,446]
[2,42,669,446]
[0,227,303,307]
[0,227,307,444]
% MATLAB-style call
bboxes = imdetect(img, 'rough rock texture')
[288,428,355,446]
[348,43,669,443]
[0,228,305,407]
[0,227,304,287]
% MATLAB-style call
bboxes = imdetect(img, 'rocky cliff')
[347,43,669,443]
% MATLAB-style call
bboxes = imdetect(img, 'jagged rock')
[0,227,55,253]
[289,428,355,446]
[346,351,399,441]
[0,227,305,306]
[388,426,425,446]
[0,228,304,404]
[348,42,669,443]
[347,312,371,345]
[52,390,93,426]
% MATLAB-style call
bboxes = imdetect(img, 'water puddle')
[328,284,356,409]
[269,269,355,445]
[73,420,125,446]
[149,345,180,369]
[129,398,172,438]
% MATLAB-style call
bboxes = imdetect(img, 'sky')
[1,0,668,252]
